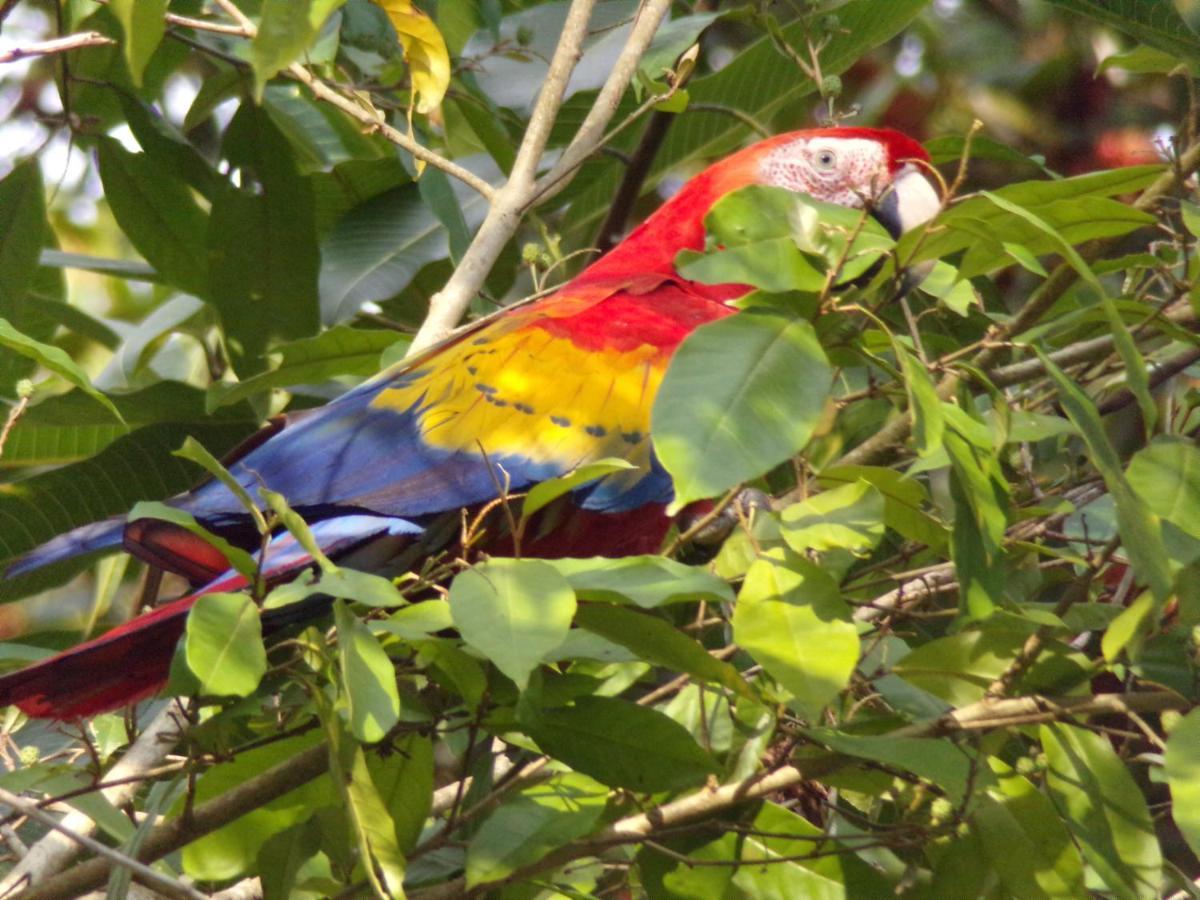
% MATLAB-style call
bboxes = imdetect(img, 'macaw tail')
[0,514,420,719]
[5,516,128,579]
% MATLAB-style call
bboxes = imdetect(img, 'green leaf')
[367,733,433,853]
[974,757,1087,899]
[654,308,832,509]
[944,428,1009,619]
[817,465,946,550]
[521,458,636,519]
[1037,349,1173,610]
[1127,437,1200,563]
[546,556,733,608]
[449,558,575,690]
[809,729,977,802]
[184,592,267,698]
[0,318,122,422]
[1041,722,1162,899]
[902,168,1160,277]
[526,695,716,792]
[0,424,252,598]
[208,104,320,367]
[344,743,407,897]
[574,604,751,698]
[676,186,892,292]
[110,0,167,85]
[251,0,318,97]
[894,628,1027,707]
[180,732,331,881]
[1044,0,1200,64]
[1165,708,1200,859]
[732,555,857,717]
[208,328,406,411]
[96,137,209,296]
[898,346,945,455]
[1099,44,1190,74]
[334,600,400,743]
[0,161,49,396]
[465,773,606,887]
[319,173,492,322]
[781,479,885,556]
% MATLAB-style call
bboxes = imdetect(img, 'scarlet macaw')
[0,127,940,718]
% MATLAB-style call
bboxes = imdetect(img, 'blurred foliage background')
[5,1,1200,898]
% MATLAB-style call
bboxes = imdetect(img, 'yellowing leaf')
[372,0,450,114]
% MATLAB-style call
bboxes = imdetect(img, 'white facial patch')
[759,136,891,208]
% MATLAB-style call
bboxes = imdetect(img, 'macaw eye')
[813,148,838,171]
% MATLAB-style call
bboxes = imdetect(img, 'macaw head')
[747,127,941,237]
[585,126,941,284]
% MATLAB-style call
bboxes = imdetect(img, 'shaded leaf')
[449,558,575,689]
[527,695,716,792]
[185,592,267,698]
[334,600,401,743]
[654,308,832,509]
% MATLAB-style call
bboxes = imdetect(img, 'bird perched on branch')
[0,127,940,719]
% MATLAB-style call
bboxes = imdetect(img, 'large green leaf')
[654,309,832,509]
[0,319,122,422]
[526,695,716,792]
[333,600,401,743]
[1044,0,1200,63]
[780,479,885,557]
[1041,723,1162,899]
[318,159,495,322]
[97,137,209,296]
[109,0,166,85]
[733,555,857,717]
[449,558,575,690]
[179,732,332,881]
[0,161,51,396]
[208,104,321,368]
[207,326,406,410]
[974,758,1087,899]
[546,555,732,608]
[465,773,607,888]
[1127,437,1200,564]
[575,603,751,698]
[1165,708,1200,859]
[0,423,252,598]
[184,592,268,698]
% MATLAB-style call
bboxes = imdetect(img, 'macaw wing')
[181,278,728,530]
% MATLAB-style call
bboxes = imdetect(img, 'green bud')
[521,243,542,264]
[1162,709,1183,735]
[15,379,33,399]
[19,745,39,766]
[820,74,843,97]
[820,14,840,32]
[1015,756,1037,776]
[956,821,971,838]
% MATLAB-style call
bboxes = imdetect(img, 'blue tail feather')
[6,516,127,578]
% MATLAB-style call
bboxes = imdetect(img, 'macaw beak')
[874,164,941,238]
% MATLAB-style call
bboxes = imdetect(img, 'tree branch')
[207,0,495,201]
[10,744,329,900]
[412,689,1191,898]
[0,704,187,893]
[0,787,204,900]
[408,0,674,353]
[0,32,114,64]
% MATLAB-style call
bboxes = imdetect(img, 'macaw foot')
[674,488,771,564]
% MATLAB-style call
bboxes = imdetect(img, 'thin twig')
[0,32,114,65]
[0,787,204,900]
[408,0,674,353]
[0,704,187,893]
[207,0,495,200]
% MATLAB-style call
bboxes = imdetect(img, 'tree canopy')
[2,0,1200,897]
